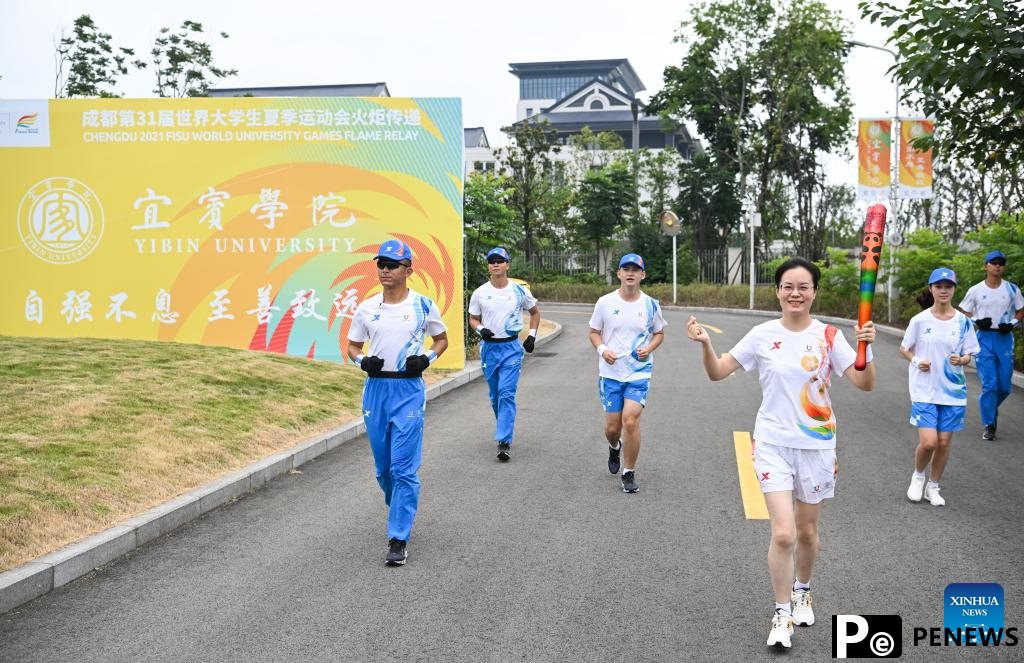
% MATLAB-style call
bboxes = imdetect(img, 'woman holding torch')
[687,257,876,649]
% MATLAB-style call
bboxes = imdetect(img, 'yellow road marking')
[733,431,768,519]
[703,324,723,334]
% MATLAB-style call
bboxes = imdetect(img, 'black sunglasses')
[377,259,406,270]
[487,258,509,265]
[990,260,1006,266]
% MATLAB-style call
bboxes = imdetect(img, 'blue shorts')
[910,402,966,433]
[598,377,650,413]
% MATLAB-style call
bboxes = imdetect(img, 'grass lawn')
[0,336,457,572]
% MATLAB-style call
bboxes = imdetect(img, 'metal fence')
[510,251,600,277]
[508,248,787,284]
[695,248,788,285]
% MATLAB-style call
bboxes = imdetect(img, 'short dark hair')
[774,257,820,289]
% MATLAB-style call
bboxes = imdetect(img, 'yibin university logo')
[18,178,104,264]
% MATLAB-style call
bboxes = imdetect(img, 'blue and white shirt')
[348,289,446,372]
[468,281,537,339]
[901,309,979,405]
[588,291,666,382]
[960,281,1023,326]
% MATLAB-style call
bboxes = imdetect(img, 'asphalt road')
[2,304,1022,662]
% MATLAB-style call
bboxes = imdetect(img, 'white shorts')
[753,441,837,504]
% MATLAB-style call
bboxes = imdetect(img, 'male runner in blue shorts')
[588,253,666,493]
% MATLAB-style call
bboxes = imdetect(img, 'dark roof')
[464,127,489,148]
[208,83,391,98]
[508,59,645,96]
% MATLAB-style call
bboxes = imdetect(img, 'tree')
[151,21,237,97]
[757,0,852,261]
[575,160,635,272]
[464,172,520,282]
[497,117,563,261]
[676,152,742,256]
[54,15,144,98]
[638,148,683,225]
[859,0,1024,171]
[650,0,852,257]
[567,126,626,176]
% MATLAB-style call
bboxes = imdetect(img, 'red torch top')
[864,204,888,234]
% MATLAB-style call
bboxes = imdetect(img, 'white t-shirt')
[901,309,980,405]
[468,281,538,339]
[588,290,667,382]
[347,289,447,371]
[728,319,858,450]
[959,281,1024,326]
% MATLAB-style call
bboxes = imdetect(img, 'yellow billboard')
[0,98,465,367]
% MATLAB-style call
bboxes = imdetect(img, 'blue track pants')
[480,339,524,444]
[362,377,425,541]
[976,331,1015,426]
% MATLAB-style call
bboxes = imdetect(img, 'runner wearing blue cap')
[901,268,979,507]
[588,253,666,493]
[958,250,1023,440]
[346,239,448,566]
[468,247,540,461]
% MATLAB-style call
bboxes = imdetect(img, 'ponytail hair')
[916,288,934,310]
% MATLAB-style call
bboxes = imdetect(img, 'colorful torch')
[855,204,887,370]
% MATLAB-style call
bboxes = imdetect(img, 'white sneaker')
[907,474,926,502]
[925,483,946,506]
[792,589,814,626]
[767,612,794,648]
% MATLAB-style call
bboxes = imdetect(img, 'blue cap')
[374,239,413,263]
[486,247,510,262]
[985,250,1007,263]
[928,267,957,285]
[619,253,645,269]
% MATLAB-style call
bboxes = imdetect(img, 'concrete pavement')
[2,305,1021,662]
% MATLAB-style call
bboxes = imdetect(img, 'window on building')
[526,108,533,116]
[589,99,604,110]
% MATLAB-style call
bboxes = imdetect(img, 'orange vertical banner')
[898,118,934,199]
[857,118,891,201]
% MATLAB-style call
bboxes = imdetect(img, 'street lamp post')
[847,39,899,324]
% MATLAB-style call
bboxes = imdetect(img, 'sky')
[0,0,900,190]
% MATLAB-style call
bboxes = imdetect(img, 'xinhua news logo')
[911,582,1019,647]
[832,615,901,658]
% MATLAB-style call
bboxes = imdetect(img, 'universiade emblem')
[18,177,104,264]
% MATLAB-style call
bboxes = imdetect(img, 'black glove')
[359,355,385,373]
[976,317,993,331]
[998,322,1015,334]
[405,354,430,373]
[477,327,494,340]
[522,335,536,353]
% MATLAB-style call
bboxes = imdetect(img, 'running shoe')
[767,611,794,648]
[386,538,407,566]
[497,441,511,462]
[792,589,814,626]
[906,474,926,502]
[608,442,621,474]
[924,484,946,507]
[621,470,639,493]
[982,425,996,441]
